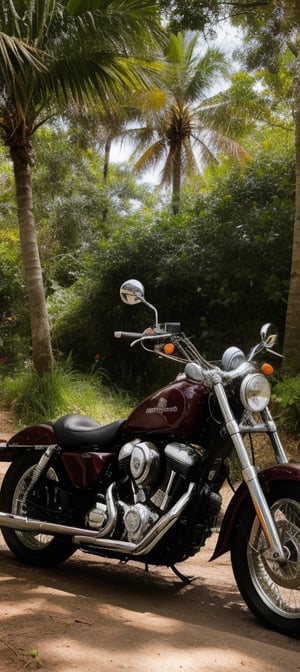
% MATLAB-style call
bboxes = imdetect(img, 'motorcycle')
[0,279,299,636]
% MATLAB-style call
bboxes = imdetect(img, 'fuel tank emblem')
[146,396,178,414]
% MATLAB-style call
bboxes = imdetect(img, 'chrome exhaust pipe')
[0,482,118,541]
[0,511,100,538]
[0,482,195,557]
[74,482,196,555]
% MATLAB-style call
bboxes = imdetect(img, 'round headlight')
[240,373,271,412]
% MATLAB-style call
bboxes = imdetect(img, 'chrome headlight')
[240,373,271,412]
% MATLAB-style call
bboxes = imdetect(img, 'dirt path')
[0,411,299,671]
[0,410,18,442]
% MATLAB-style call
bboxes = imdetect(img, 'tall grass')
[2,364,133,426]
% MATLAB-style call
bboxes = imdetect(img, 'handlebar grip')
[114,331,143,339]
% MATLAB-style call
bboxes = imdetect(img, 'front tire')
[231,481,300,636]
[0,452,76,567]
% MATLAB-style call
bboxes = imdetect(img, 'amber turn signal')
[164,343,175,355]
[261,363,274,376]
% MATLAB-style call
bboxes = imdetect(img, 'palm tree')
[0,0,163,375]
[127,32,248,214]
[283,38,300,369]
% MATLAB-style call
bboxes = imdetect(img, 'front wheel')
[0,452,76,567]
[231,481,300,636]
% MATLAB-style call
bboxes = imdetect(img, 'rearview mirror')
[120,279,145,305]
[260,323,278,350]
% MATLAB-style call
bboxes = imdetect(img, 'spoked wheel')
[231,482,300,636]
[0,452,76,567]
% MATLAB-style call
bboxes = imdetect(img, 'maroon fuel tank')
[124,378,210,439]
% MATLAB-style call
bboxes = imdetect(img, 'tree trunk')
[171,144,182,215]
[103,138,111,182]
[11,147,54,376]
[283,50,300,371]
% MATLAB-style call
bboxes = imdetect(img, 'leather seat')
[53,414,125,450]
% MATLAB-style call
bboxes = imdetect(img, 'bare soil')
[0,411,299,671]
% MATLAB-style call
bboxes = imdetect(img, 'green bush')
[0,229,31,367]
[272,376,300,438]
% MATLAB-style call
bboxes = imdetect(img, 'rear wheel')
[231,482,300,636]
[0,452,76,567]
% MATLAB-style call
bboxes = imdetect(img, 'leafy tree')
[0,148,27,364]
[32,122,159,287]
[227,2,300,371]
[162,2,300,370]
[67,0,219,33]
[66,97,133,193]
[0,0,163,375]
[158,0,220,32]
[127,32,250,214]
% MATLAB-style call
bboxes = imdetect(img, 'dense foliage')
[49,151,295,393]
[273,375,300,437]
[1,0,300,419]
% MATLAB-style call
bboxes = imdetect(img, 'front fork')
[214,381,287,562]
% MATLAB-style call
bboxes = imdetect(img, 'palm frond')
[190,132,220,167]
[133,139,166,174]
[66,0,164,52]
[160,148,176,185]
[185,48,231,101]
[0,32,46,80]
[182,139,199,176]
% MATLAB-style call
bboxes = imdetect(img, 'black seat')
[53,414,125,450]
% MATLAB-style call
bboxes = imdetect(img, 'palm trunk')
[11,147,54,376]
[283,51,300,371]
[102,138,111,221]
[103,138,111,182]
[171,144,181,215]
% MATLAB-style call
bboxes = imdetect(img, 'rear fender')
[1,425,113,487]
[211,462,300,561]
[0,424,56,461]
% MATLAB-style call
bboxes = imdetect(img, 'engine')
[86,439,201,545]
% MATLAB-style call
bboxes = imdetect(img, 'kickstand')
[169,564,195,584]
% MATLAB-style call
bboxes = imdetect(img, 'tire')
[0,452,76,567]
[231,481,300,636]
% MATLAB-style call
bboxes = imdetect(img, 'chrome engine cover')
[123,503,158,542]
[86,501,108,530]
[119,440,161,486]
[85,440,201,545]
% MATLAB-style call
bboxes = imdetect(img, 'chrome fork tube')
[261,407,289,463]
[213,381,286,561]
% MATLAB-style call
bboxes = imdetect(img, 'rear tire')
[0,452,76,567]
[231,481,300,636]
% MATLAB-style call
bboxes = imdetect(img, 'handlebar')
[114,326,210,365]
[114,331,144,339]
[114,325,276,379]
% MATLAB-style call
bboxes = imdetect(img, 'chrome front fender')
[211,462,300,561]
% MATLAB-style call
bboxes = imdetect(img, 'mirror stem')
[140,298,159,329]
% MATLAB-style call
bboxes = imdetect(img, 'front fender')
[0,424,56,461]
[211,462,300,561]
